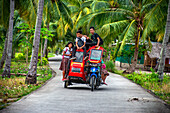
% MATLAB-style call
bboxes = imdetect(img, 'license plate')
[71,68,81,73]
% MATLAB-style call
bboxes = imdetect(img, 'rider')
[89,26,103,47]
[72,30,87,59]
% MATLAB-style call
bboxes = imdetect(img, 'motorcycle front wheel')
[90,76,96,91]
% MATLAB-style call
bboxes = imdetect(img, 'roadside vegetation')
[0,60,54,110]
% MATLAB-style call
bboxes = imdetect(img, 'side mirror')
[102,55,105,58]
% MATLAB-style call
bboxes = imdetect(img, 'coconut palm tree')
[25,0,44,84]
[42,0,74,57]
[0,0,37,70]
[157,1,170,80]
[2,0,15,77]
[0,30,8,69]
[76,0,169,73]
[0,0,10,69]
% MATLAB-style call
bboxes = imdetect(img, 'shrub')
[150,67,159,79]
[105,61,115,72]
[38,57,49,66]
[15,53,25,60]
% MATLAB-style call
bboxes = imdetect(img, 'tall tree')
[42,0,52,57]
[0,0,10,69]
[0,31,8,69]
[2,0,14,77]
[157,1,170,80]
[76,0,169,73]
[25,0,44,84]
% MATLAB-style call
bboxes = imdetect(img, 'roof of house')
[147,42,170,59]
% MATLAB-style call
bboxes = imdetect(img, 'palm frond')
[118,20,137,55]
[142,0,169,41]
[81,1,93,9]
[97,20,129,39]
[87,11,127,29]
[91,1,110,12]
[55,0,73,29]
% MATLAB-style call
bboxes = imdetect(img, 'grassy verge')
[122,70,170,104]
[48,53,55,58]
[0,62,53,110]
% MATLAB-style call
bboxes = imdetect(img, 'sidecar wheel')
[64,81,68,88]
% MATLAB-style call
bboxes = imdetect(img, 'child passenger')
[72,30,87,59]
[59,42,74,81]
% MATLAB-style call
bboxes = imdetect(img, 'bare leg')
[63,71,65,79]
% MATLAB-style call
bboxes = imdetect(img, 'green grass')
[48,53,55,58]
[0,61,53,110]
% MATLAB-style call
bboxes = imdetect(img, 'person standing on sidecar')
[59,42,74,81]
[89,26,103,47]
[72,30,87,59]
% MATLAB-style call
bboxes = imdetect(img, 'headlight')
[90,67,98,72]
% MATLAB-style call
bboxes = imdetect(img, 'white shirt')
[76,36,86,43]
[63,47,72,58]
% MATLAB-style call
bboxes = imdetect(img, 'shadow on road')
[66,85,111,91]
[67,86,90,90]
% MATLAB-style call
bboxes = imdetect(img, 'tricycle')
[64,46,106,91]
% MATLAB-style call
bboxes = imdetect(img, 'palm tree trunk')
[2,0,14,77]
[42,23,49,57]
[41,38,43,65]
[157,2,170,81]
[26,33,29,65]
[127,29,140,73]
[0,33,8,69]
[25,0,44,84]
[42,39,47,57]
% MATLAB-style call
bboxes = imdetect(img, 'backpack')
[77,37,84,47]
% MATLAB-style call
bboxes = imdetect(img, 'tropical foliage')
[0,0,169,81]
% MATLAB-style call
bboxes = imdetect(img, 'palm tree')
[0,0,10,69]
[2,0,15,77]
[42,1,51,57]
[0,30,8,69]
[25,0,44,84]
[76,0,169,73]
[157,1,170,81]
[0,0,36,70]
[42,0,74,57]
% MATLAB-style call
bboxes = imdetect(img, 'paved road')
[1,60,170,113]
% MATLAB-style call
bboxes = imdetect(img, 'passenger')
[59,42,74,81]
[72,30,87,59]
[101,63,109,85]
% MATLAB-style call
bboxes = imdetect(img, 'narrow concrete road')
[1,60,170,113]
